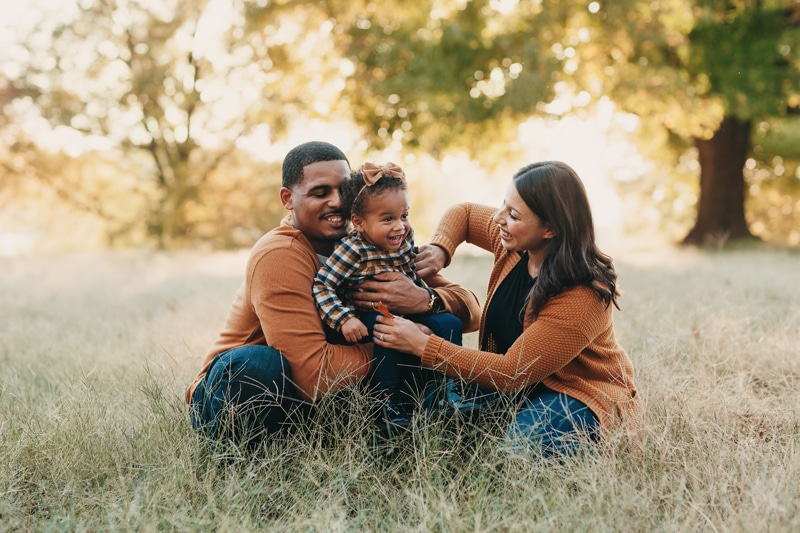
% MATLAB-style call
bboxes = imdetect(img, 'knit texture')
[426,203,642,433]
[186,215,482,403]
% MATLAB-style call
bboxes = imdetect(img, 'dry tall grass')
[1,247,798,531]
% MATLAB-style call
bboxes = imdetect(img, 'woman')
[373,161,642,455]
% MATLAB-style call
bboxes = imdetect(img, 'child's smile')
[352,189,412,252]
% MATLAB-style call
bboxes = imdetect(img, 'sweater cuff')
[421,334,446,368]
[428,236,455,267]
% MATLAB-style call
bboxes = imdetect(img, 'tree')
[300,0,800,246]
[243,0,569,158]
[3,0,340,247]
[8,0,799,247]
[584,0,800,245]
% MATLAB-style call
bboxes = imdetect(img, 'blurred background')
[2,0,799,255]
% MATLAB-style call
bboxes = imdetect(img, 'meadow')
[1,246,798,531]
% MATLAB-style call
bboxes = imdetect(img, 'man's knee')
[196,345,293,416]
[213,345,288,387]
[192,345,300,441]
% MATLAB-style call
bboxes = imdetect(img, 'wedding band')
[371,302,378,311]
[379,333,385,341]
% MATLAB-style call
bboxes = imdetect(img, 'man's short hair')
[282,141,350,189]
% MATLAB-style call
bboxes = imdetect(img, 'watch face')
[431,293,443,312]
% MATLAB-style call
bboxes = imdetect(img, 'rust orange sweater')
[186,215,482,404]
[426,203,642,433]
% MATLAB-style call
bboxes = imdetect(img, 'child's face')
[352,188,411,252]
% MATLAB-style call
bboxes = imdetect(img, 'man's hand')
[415,244,447,279]
[349,271,429,315]
[341,317,368,343]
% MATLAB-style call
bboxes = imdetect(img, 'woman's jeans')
[191,345,308,443]
[506,383,600,456]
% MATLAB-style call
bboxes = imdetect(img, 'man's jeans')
[190,341,454,444]
[191,345,307,443]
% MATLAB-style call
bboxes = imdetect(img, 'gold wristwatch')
[426,288,444,313]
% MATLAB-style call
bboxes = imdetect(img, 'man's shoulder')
[247,220,316,271]
[252,220,308,254]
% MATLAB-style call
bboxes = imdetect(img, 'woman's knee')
[508,390,599,455]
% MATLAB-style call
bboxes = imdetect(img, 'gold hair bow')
[361,161,406,186]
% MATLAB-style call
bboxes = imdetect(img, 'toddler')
[313,162,473,434]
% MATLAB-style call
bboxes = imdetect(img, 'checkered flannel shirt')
[313,227,427,331]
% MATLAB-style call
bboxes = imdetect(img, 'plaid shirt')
[313,227,427,331]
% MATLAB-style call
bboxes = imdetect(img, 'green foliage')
[582,1,800,137]
[4,0,800,247]
[3,0,331,248]
[748,116,800,245]
[266,0,566,157]
[688,3,800,121]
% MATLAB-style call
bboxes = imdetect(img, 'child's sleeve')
[312,240,362,331]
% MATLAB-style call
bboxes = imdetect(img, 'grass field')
[1,246,799,531]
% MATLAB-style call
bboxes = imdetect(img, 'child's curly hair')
[341,170,407,220]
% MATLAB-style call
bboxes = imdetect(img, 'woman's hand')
[415,244,447,279]
[372,314,430,358]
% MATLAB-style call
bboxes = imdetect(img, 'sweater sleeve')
[421,286,608,393]
[429,203,503,266]
[252,241,371,401]
[425,273,482,333]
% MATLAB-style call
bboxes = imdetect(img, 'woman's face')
[493,182,554,254]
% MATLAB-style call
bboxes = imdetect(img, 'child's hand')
[342,317,369,343]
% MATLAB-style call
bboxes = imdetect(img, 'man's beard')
[324,225,350,241]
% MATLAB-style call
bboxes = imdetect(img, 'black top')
[482,253,536,354]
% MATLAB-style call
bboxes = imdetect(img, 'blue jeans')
[360,311,462,391]
[190,345,308,444]
[507,383,600,456]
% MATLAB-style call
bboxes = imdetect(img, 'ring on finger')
[379,333,385,341]
[371,302,378,311]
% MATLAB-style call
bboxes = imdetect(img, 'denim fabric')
[360,311,462,390]
[190,344,308,443]
[508,384,600,457]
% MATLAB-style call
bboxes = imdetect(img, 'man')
[187,141,480,443]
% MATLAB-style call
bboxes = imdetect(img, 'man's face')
[280,159,350,256]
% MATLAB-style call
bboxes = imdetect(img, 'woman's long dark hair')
[513,161,620,320]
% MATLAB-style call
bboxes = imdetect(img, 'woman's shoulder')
[547,284,608,312]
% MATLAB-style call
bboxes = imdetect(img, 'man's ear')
[279,187,293,210]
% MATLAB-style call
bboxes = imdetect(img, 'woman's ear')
[543,225,556,239]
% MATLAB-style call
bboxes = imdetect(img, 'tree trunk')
[683,115,755,246]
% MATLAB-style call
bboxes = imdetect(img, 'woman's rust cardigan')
[424,203,643,434]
